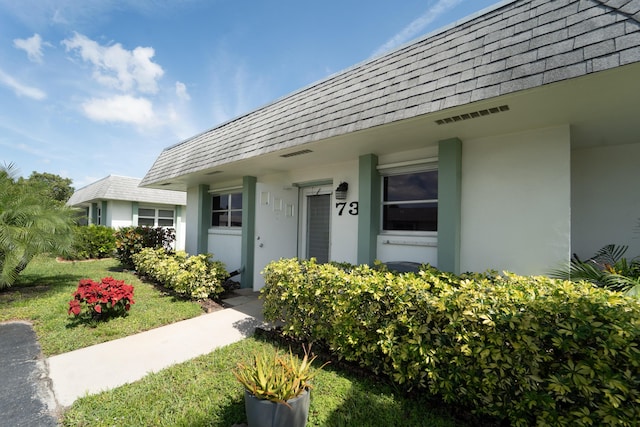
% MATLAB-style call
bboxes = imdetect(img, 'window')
[138,207,175,227]
[382,170,438,232]
[212,193,242,227]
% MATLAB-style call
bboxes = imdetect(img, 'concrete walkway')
[47,290,265,408]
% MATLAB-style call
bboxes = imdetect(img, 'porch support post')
[438,138,462,274]
[241,176,257,289]
[99,201,107,226]
[196,184,211,254]
[131,202,139,225]
[91,203,98,225]
[357,153,380,265]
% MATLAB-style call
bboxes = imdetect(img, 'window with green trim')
[212,193,242,227]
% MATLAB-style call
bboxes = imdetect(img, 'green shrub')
[67,225,116,260]
[261,259,640,426]
[133,248,227,299]
[114,226,175,269]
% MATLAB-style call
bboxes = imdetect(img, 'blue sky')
[0,0,500,190]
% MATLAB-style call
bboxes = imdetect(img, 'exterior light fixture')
[335,182,348,200]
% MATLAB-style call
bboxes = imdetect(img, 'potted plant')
[233,345,325,427]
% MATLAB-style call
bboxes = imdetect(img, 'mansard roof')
[67,175,186,206]
[141,0,640,187]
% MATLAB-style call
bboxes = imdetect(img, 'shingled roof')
[67,175,186,206]
[141,0,640,187]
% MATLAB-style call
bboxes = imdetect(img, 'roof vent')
[280,149,313,158]
[205,171,223,175]
[435,105,509,125]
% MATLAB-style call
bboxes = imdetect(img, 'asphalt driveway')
[0,321,58,426]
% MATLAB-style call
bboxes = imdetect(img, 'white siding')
[208,229,242,276]
[460,126,572,275]
[109,200,133,229]
[185,187,202,256]
[572,142,640,259]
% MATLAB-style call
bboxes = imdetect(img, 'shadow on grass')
[65,312,131,329]
[1,274,82,303]
[249,329,505,427]
[15,273,81,288]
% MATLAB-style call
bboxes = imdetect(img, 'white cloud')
[175,81,190,101]
[81,95,155,126]
[0,68,46,100]
[371,0,465,57]
[62,32,164,94]
[13,33,46,63]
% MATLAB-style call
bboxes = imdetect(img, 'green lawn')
[62,337,467,427]
[0,255,203,355]
[1,255,486,426]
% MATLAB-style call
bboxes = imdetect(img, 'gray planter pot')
[244,389,310,427]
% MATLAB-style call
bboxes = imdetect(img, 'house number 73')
[336,202,359,216]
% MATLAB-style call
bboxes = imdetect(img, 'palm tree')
[0,163,77,288]
[550,244,640,295]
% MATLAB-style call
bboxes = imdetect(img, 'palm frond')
[592,244,628,267]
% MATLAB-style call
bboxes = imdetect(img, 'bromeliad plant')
[233,345,325,404]
[68,277,135,319]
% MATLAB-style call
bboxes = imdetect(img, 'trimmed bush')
[67,225,116,260]
[133,248,227,299]
[262,258,640,426]
[114,226,175,269]
[68,276,135,319]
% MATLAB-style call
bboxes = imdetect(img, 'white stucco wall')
[572,142,640,259]
[208,228,242,273]
[109,200,133,229]
[460,126,572,275]
[185,186,203,256]
[174,206,186,251]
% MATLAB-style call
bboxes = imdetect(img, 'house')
[67,175,187,250]
[140,0,640,290]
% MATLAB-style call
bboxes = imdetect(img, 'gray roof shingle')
[67,175,186,206]
[141,0,640,187]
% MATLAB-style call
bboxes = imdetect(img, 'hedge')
[261,258,640,426]
[132,248,227,299]
[67,225,116,260]
[115,226,175,269]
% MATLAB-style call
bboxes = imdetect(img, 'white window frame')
[138,207,175,228]
[378,159,438,236]
[211,192,243,228]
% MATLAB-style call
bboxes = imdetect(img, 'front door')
[305,194,331,263]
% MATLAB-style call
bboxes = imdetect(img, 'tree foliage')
[0,163,77,288]
[18,171,75,203]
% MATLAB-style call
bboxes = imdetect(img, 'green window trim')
[437,138,462,274]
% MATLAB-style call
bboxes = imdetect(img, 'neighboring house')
[140,0,640,290]
[67,175,187,250]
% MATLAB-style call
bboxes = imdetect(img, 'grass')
[0,255,203,355]
[62,337,467,427]
[2,254,485,426]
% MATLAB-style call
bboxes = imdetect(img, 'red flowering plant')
[68,277,135,319]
